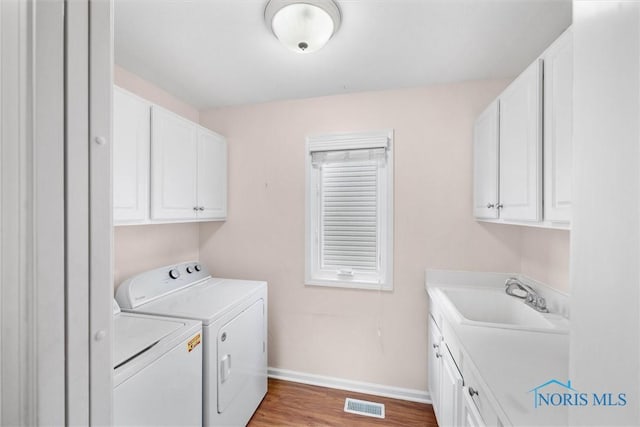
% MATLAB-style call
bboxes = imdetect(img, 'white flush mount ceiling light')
[265,0,341,54]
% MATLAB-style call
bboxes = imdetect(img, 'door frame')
[0,0,113,424]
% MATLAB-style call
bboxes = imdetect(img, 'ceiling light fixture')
[265,0,341,54]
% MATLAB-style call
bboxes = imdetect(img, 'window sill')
[305,279,393,292]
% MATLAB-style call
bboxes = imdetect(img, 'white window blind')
[306,131,393,290]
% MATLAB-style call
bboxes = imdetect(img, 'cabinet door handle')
[193,206,198,211]
[468,387,479,397]
[432,343,439,349]
[198,206,204,211]
[496,203,503,209]
[486,203,495,209]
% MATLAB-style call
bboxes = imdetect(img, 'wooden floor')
[248,379,438,427]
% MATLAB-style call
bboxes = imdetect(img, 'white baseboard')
[267,367,431,404]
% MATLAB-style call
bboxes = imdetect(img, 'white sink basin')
[436,287,568,333]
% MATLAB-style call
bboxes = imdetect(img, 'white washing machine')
[113,300,203,426]
[115,262,268,427]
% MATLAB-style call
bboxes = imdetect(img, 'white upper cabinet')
[473,101,500,219]
[472,27,572,229]
[197,128,227,220]
[498,59,543,222]
[113,87,151,224]
[150,106,228,222]
[543,28,573,223]
[113,86,227,225]
[151,106,199,221]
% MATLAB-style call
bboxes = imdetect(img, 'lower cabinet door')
[462,385,486,427]
[439,347,463,427]
[428,317,442,417]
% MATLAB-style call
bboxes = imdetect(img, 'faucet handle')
[537,297,547,310]
[505,277,519,287]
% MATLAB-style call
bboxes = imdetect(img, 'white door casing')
[0,0,113,424]
[89,0,114,424]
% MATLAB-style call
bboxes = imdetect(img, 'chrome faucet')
[504,277,549,313]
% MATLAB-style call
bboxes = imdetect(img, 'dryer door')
[217,299,265,414]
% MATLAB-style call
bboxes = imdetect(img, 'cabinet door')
[543,28,573,223]
[499,59,543,222]
[440,347,463,427]
[113,87,150,224]
[150,106,198,220]
[428,317,442,420]
[473,101,500,219]
[197,128,227,220]
[461,386,485,427]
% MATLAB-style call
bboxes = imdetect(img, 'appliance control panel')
[115,261,211,309]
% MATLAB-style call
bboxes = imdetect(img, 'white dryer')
[115,262,268,427]
[113,300,203,426]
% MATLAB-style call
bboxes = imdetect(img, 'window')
[305,130,393,290]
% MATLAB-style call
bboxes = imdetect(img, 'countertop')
[426,270,570,426]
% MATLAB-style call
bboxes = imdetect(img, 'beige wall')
[112,66,571,391]
[114,224,200,288]
[520,228,570,293]
[199,81,534,391]
[114,65,199,122]
[113,65,200,288]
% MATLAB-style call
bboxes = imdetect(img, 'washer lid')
[127,278,266,325]
[113,313,185,368]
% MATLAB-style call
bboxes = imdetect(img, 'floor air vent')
[344,397,385,419]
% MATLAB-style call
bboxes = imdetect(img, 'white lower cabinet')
[462,385,485,427]
[429,316,464,427]
[440,347,463,426]
[428,317,442,418]
[429,314,501,427]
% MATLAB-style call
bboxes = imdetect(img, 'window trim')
[305,130,394,291]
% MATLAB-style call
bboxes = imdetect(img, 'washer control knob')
[186,265,194,274]
[169,268,180,279]
[194,264,201,272]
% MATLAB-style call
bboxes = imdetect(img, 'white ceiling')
[115,0,572,109]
